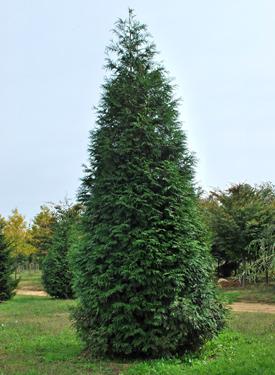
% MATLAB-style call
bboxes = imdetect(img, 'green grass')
[0,296,124,374]
[1,271,275,374]
[16,271,43,291]
[124,313,275,375]
[219,283,275,304]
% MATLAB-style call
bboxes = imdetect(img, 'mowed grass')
[0,296,124,374]
[16,271,43,292]
[126,313,275,375]
[219,282,275,304]
[0,272,275,374]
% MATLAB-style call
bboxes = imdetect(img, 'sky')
[1,0,275,220]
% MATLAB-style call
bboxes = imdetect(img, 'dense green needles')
[0,220,18,302]
[42,204,80,299]
[72,10,224,358]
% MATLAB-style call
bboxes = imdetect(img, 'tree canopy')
[31,205,56,261]
[201,183,275,277]
[3,209,36,261]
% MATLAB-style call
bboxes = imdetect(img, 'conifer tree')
[0,219,18,302]
[42,203,80,299]
[73,10,225,357]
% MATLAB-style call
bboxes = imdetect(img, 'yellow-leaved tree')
[3,209,37,261]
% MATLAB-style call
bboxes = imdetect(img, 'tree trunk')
[265,268,269,285]
[241,259,246,287]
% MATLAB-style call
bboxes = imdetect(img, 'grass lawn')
[0,272,274,374]
[16,271,43,292]
[219,282,275,304]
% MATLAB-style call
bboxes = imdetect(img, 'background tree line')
[1,181,274,304]
[0,201,81,302]
[200,182,275,284]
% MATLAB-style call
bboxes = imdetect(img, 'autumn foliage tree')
[73,11,224,358]
[4,209,37,265]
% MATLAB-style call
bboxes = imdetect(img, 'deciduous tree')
[4,209,36,263]
[201,183,275,277]
[31,205,56,262]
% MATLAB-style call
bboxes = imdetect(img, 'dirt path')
[15,290,275,313]
[16,289,48,297]
[230,302,275,314]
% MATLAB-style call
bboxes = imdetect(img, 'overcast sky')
[1,0,274,220]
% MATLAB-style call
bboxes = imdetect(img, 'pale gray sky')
[1,0,274,220]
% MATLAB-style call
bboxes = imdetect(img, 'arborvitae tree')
[0,219,18,302]
[42,203,80,299]
[73,10,225,358]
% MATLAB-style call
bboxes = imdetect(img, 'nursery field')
[0,272,275,375]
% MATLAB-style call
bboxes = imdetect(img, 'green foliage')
[31,205,56,262]
[73,10,225,358]
[217,290,241,304]
[0,219,18,302]
[201,183,275,277]
[42,203,81,299]
[246,224,275,284]
[3,208,37,262]
[123,326,275,375]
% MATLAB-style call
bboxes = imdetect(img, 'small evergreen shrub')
[0,221,18,302]
[42,204,80,299]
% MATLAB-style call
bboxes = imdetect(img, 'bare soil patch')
[231,302,275,314]
[16,289,48,297]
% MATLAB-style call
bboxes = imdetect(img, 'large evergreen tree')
[0,219,18,302]
[73,10,224,358]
